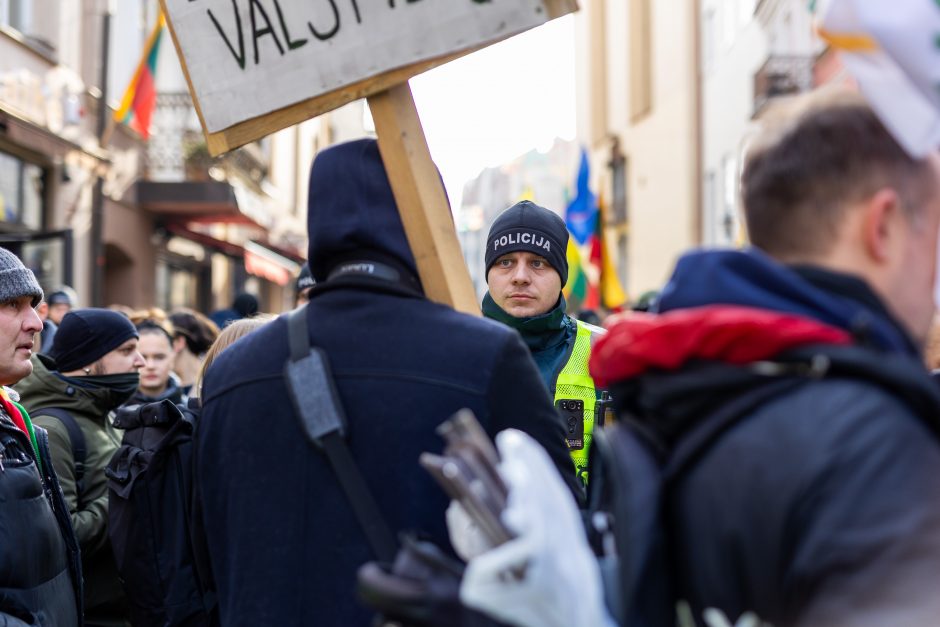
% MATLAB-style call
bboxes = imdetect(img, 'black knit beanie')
[484,201,569,284]
[0,247,42,307]
[48,308,138,372]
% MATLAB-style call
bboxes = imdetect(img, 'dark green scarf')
[482,292,570,352]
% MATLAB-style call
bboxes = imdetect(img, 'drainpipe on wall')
[90,0,114,307]
[691,0,704,245]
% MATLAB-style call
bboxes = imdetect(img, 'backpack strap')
[284,304,399,563]
[32,408,87,507]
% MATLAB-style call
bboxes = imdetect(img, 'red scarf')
[0,388,29,436]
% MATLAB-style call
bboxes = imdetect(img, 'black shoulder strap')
[285,305,399,562]
[33,408,87,503]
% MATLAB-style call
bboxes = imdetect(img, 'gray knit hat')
[0,247,42,307]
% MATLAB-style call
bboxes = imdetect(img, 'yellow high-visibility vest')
[553,319,604,486]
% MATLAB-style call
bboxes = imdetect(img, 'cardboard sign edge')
[160,0,579,156]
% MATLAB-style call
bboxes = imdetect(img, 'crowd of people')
[2,86,940,627]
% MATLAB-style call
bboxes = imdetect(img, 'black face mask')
[67,372,140,409]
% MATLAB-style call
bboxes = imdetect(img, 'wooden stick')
[368,83,480,315]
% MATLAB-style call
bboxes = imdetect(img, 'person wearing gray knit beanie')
[0,247,43,308]
[0,249,79,623]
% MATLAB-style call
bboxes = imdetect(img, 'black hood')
[307,138,418,282]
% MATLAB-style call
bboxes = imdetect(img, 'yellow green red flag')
[114,12,166,140]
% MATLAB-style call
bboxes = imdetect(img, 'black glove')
[357,534,499,627]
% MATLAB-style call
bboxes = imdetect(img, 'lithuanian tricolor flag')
[114,12,166,140]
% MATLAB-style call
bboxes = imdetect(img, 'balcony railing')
[147,91,268,185]
[753,55,814,117]
[147,91,201,181]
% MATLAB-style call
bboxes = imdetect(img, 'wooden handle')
[368,83,480,315]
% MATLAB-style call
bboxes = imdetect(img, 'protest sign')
[161,0,578,312]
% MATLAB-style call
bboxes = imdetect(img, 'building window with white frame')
[721,154,739,245]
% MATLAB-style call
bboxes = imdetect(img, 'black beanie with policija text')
[484,200,569,285]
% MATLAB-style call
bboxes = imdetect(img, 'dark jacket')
[196,139,578,627]
[0,395,81,626]
[126,376,185,407]
[594,248,940,626]
[16,355,128,627]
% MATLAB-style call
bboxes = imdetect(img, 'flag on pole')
[562,149,627,312]
[564,237,590,309]
[815,0,940,157]
[565,149,598,245]
[114,12,166,140]
[563,150,597,310]
[597,193,627,310]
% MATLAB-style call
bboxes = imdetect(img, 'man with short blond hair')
[461,90,940,627]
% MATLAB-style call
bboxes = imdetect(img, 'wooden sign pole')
[368,83,480,315]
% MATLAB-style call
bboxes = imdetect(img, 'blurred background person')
[36,299,58,354]
[209,292,259,329]
[128,310,184,406]
[193,316,273,399]
[46,287,78,326]
[168,308,219,396]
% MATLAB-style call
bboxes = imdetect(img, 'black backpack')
[105,398,215,627]
[587,340,940,626]
[587,377,805,626]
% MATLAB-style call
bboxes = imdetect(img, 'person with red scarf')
[0,246,81,626]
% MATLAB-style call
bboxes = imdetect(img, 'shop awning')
[244,241,301,286]
[165,223,245,258]
[0,107,107,163]
[137,180,265,228]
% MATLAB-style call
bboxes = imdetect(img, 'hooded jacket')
[15,355,129,626]
[195,138,579,627]
[591,248,940,627]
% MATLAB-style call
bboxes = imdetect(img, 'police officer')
[483,200,606,485]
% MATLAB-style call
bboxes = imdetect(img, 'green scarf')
[482,292,570,352]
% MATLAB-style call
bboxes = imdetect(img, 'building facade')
[0,0,374,316]
[574,0,701,299]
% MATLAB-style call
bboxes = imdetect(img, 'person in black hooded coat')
[193,138,579,626]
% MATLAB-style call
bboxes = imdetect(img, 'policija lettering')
[197,0,480,70]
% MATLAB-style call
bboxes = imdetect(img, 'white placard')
[165,0,550,133]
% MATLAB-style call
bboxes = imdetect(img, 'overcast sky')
[410,15,577,209]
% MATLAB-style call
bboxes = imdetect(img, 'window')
[704,170,716,244]
[721,155,739,244]
[610,150,627,224]
[722,0,737,49]
[702,7,717,72]
[739,0,756,25]
[0,0,31,34]
[629,0,652,121]
[0,150,44,232]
